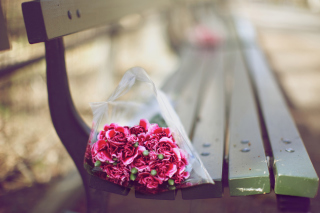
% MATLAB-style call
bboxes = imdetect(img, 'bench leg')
[45,37,93,211]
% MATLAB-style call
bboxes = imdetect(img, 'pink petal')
[164,128,172,137]
[92,140,107,155]
[172,148,181,161]
[159,137,177,148]
[136,165,149,172]
[122,146,145,166]
[182,171,190,179]
[115,126,130,135]
[166,164,177,178]
[137,146,146,153]
[97,131,105,140]
[110,123,119,128]
[96,150,113,162]
[148,151,158,161]
[180,149,189,165]
[159,137,173,143]
[138,133,146,139]
[139,119,150,130]
[106,130,116,138]
[178,165,186,174]
[148,124,159,133]
[103,125,110,131]
[122,155,137,166]
[153,127,163,134]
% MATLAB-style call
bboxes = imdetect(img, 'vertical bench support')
[45,37,92,207]
[45,38,131,212]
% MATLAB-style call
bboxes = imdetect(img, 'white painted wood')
[39,0,172,40]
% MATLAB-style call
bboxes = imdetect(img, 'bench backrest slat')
[22,0,172,44]
[236,18,319,198]
[228,53,270,196]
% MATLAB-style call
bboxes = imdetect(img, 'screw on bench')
[76,9,81,18]
[281,138,291,144]
[241,140,249,144]
[201,152,210,156]
[241,148,250,152]
[67,10,72,19]
[285,148,295,153]
[202,143,211,147]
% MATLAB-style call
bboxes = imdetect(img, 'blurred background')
[1,0,320,212]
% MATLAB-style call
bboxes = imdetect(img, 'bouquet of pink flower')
[84,67,213,194]
[85,119,189,192]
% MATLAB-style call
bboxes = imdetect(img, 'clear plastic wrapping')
[84,67,213,194]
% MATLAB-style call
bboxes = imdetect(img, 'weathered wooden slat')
[228,54,270,196]
[236,18,319,198]
[174,51,206,135]
[161,47,199,95]
[134,47,205,200]
[22,0,172,44]
[181,47,225,199]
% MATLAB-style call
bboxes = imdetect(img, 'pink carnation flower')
[89,119,190,192]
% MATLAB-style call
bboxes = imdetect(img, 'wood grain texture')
[236,17,319,198]
[228,53,270,196]
[22,0,172,43]
[173,49,207,135]
[182,47,225,199]
[246,48,319,198]
[134,47,205,200]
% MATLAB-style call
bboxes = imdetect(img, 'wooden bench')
[21,1,318,212]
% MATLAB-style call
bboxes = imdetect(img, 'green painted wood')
[185,47,225,199]
[236,18,319,198]
[228,54,270,196]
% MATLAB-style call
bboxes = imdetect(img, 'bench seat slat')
[162,47,201,97]
[236,19,319,198]
[174,50,206,135]
[236,18,319,198]
[228,54,270,196]
[245,46,319,198]
[182,48,225,199]
[134,48,205,200]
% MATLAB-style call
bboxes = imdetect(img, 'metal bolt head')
[76,9,81,18]
[241,148,250,152]
[285,148,295,153]
[68,10,72,19]
[203,143,211,148]
[201,152,210,156]
[241,140,249,144]
[281,138,291,144]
